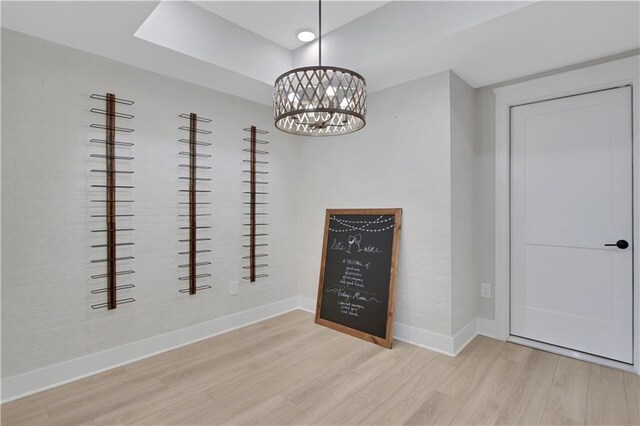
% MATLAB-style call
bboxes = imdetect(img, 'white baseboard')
[1,296,299,404]
[452,318,478,355]
[476,317,498,338]
[296,295,316,313]
[296,296,476,357]
[394,318,477,356]
[393,322,458,355]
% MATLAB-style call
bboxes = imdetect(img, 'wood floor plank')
[542,356,590,424]
[313,343,435,425]
[126,311,310,383]
[280,343,384,404]
[1,400,51,426]
[204,329,347,400]
[268,346,390,424]
[92,386,195,426]
[438,335,507,401]
[586,364,630,426]
[126,392,216,426]
[224,394,297,425]
[450,346,531,425]
[367,343,438,403]
[6,367,130,409]
[299,346,431,423]
[93,316,321,425]
[358,359,456,425]
[623,372,639,426]
[199,333,370,423]
[253,402,308,426]
[540,410,583,426]
[46,377,167,425]
[187,339,376,425]
[1,311,633,426]
[496,350,560,425]
[500,341,534,365]
[202,325,335,398]
[403,391,464,426]
[157,327,305,393]
[311,391,376,426]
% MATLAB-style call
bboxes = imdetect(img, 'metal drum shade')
[274,66,367,136]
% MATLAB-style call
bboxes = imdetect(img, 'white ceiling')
[1,1,638,106]
[293,0,640,90]
[193,1,390,50]
[135,1,292,86]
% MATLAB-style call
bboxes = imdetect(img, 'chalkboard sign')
[315,209,402,348]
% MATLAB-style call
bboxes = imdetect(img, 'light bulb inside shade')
[297,31,316,42]
[325,86,335,97]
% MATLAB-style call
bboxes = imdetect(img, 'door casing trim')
[494,55,640,373]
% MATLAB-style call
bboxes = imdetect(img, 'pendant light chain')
[318,0,322,66]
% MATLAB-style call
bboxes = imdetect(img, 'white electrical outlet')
[480,282,492,298]
[229,280,238,295]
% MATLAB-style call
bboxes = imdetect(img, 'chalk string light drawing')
[328,215,395,233]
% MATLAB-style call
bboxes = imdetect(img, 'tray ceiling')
[1,1,638,105]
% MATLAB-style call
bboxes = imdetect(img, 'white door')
[510,86,633,364]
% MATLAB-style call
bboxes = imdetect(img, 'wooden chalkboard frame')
[315,208,402,348]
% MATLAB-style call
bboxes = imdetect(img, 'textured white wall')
[474,86,497,320]
[450,73,477,333]
[295,71,455,335]
[2,29,482,384]
[1,29,300,378]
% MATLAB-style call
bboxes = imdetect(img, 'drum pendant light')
[273,0,367,136]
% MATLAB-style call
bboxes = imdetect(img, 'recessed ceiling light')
[297,31,316,42]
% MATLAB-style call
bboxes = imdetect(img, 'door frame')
[494,56,639,373]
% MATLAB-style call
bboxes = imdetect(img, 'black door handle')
[604,240,629,249]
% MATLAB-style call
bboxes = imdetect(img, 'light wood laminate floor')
[2,310,638,425]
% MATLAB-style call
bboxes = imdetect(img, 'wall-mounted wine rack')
[178,113,213,294]
[242,126,269,282]
[89,93,136,310]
